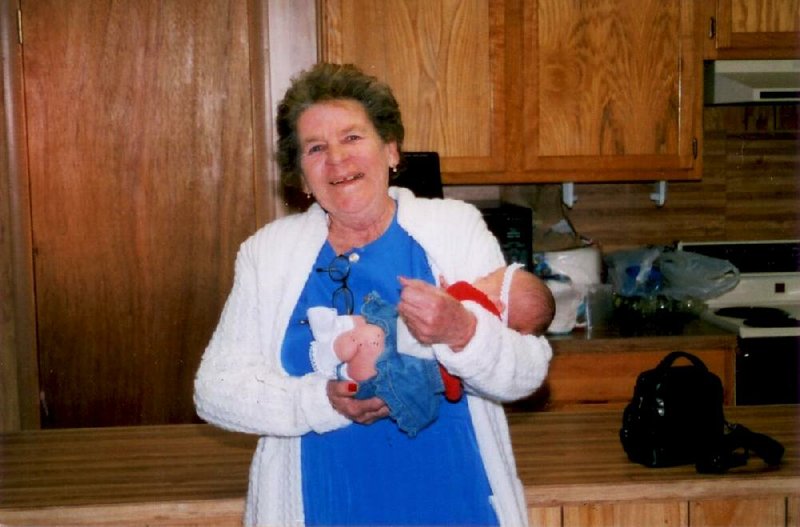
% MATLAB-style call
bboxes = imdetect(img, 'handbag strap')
[657,351,709,372]
[696,422,786,474]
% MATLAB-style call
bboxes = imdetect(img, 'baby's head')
[473,265,555,335]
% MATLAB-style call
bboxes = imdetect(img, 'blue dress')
[281,212,499,526]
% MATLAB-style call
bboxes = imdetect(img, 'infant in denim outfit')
[307,264,554,436]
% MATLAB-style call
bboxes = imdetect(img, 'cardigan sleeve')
[433,303,552,402]
[400,192,553,403]
[194,233,350,437]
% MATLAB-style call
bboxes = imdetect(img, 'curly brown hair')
[275,63,405,189]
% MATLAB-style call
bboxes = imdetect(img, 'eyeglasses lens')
[333,286,354,315]
[328,255,350,281]
[320,255,354,315]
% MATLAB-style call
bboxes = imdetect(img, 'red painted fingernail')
[348,382,358,393]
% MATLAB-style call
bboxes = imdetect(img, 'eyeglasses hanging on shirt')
[317,254,355,315]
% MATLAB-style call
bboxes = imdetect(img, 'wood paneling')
[537,105,800,252]
[21,1,257,427]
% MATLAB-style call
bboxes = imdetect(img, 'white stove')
[678,240,800,338]
[677,240,800,405]
[701,272,800,338]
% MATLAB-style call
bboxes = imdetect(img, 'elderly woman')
[194,63,553,527]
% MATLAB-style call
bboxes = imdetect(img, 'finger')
[439,274,450,289]
[328,380,358,399]
[359,401,391,424]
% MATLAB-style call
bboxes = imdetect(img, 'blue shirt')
[281,212,498,526]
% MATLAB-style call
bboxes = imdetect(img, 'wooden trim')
[248,0,319,227]
[264,0,317,219]
[247,0,271,228]
[1,0,40,431]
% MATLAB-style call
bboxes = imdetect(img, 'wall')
[446,104,800,254]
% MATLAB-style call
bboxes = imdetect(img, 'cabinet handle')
[693,138,698,159]
[708,17,716,39]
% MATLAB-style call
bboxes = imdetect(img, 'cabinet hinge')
[708,17,716,39]
[16,8,22,44]
[692,137,698,159]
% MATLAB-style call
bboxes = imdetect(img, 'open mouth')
[331,172,364,185]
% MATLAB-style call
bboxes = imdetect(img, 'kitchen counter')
[548,317,736,355]
[509,404,798,506]
[1,406,796,526]
[0,424,256,525]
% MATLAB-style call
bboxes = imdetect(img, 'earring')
[391,165,398,174]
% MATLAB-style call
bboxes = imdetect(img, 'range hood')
[705,60,800,104]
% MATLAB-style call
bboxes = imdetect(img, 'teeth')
[332,173,363,185]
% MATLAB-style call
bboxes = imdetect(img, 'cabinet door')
[319,0,506,179]
[521,0,702,182]
[707,0,800,59]
[563,502,687,527]
[22,0,257,427]
[528,506,562,527]
[691,497,787,527]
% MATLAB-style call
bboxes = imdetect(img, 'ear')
[489,294,504,314]
[386,141,400,168]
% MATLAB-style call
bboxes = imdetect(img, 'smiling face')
[298,99,399,227]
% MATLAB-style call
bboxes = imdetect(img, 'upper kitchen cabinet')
[519,0,703,182]
[319,1,702,184]
[704,0,800,59]
[319,0,506,180]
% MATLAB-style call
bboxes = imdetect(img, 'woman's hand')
[326,380,389,424]
[397,276,477,352]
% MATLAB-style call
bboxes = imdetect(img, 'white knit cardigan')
[194,187,553,526]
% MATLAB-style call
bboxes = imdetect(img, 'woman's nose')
[325,143,346,164]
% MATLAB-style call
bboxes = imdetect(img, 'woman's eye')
[306,144,324,155]
[344,134,362,142]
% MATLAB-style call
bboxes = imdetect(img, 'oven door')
[736,335,800,405]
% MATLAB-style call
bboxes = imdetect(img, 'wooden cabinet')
[521,349,734,412]
[10,0,261,428]
[704,0,800,59]
[506,326,737,412]
[532,347,733,411]
[519,0,703,183]
[320,0,704,184]
[319,0,507,177]
[530,498,792,527]
[0,0,319,429]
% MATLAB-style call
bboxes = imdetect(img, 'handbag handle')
[656,351,709,372]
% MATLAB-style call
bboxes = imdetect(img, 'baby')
[307,264,555,434]
[437,263,555,400]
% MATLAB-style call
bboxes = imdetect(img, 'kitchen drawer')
[509,348,735,412]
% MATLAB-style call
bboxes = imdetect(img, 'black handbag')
[620,351,784,473]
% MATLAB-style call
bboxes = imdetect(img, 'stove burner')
[714,306,800,328]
